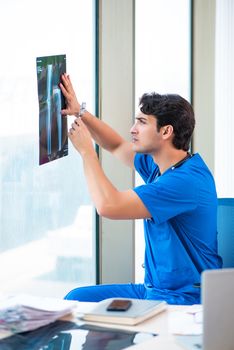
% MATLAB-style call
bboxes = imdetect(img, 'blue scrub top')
[134,153,222,304]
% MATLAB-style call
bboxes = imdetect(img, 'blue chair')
[217,198,234,267]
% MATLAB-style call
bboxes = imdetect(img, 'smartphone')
[106,299,132,312]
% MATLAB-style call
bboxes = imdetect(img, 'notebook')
[81,298,167,325]
[177,268,234,350]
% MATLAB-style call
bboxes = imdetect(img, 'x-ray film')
[36,54,68,165]
[0,320,157,350]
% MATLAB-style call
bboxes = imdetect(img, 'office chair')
[217,198,234,267]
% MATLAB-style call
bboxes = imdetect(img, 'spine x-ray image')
[36,55,68,165]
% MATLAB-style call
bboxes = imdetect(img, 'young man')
[60,74,222,305]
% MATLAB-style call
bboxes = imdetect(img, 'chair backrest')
[217,198,234,267]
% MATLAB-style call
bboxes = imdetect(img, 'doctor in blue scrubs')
[60,74,222,305]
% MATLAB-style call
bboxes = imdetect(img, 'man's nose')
[130,123,137,134]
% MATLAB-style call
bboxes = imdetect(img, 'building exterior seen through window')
[0,0,96,297]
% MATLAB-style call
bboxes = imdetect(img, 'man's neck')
[152,149,189,174]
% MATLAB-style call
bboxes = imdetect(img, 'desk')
[67,303,199,350]
[0,303,199,349]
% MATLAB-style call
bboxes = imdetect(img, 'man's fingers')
[59,82,65,91]
[69,127,76,136]
[61,73,74,91]
[61,109,69,116]
[60,81,73,95]
[77,117,85,126]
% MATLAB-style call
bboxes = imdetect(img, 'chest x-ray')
[36,54,68,165]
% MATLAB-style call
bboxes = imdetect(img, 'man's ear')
[162,125,173,138]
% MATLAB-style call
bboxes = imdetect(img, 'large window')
[215,0,234,197]
[135,0,192,281]
[0,0,96,297]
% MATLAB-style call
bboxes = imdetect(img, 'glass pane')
[135,0,191,281]
[0,0,96,297]
[215,0,234,197]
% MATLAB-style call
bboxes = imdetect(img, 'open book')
[82,298,167,325]
[0,294,78,335]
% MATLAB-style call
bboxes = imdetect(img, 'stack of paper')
[0,294,78,335]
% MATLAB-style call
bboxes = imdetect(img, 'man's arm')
[60,74,135,168]
[68,117,151,220]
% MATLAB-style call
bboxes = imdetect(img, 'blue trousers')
[64,283,147,302]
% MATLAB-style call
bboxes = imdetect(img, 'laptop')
[177,268,234,350]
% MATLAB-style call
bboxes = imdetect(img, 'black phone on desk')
[106,299,132,311]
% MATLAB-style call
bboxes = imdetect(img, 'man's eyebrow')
[135,116,147,121]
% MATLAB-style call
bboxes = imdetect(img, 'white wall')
[98,0,135,283]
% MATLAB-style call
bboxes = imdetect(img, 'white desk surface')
[70,302,198,350]
[0,302,199,349]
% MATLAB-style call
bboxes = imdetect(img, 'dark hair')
[139,93,195,151]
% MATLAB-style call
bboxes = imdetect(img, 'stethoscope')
[152,152,193,182]
[171,152,193,170]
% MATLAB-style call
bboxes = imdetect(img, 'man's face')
[130,112,163,154]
